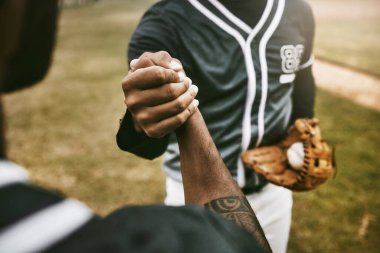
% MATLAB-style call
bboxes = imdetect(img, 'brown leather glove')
[241,118,335,191]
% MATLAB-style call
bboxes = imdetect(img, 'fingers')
[126,77,192,108]
[129,83,198,138]
[122,65,183,91]
[123,51,197,137]
[142,99,200,138]
[130,51,183,72]
[136,84,199,123]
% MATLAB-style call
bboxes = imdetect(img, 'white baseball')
[287,142,304,170]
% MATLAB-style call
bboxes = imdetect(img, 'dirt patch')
[313,59,380,112]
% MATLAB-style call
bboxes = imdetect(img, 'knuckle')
[157,50,171,58]
[124,97,132,108]
[159,50,170,56]
[121,77,132,91]
[166,83,178,99]
[145,127,162,138]
[136,53,153,68]
[140,52,152,59]
[184,79,190,90]
[136,111,149,124]
[186,104,194,115]
[137,58,150,68]
[176,98,187,111]
[124,96,137,110]
[132,68,144,77]
[153,67,167,83]
[174,114,186,126]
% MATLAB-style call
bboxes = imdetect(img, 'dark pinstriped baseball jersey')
[118,0,315,187]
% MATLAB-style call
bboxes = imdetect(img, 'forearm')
[175,110,272,252]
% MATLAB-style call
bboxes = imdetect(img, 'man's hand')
[122,51,199,138]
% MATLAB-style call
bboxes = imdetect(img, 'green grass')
[289,89,380,253]
[309,0,380,76]
[3,0,380,252]
[4,0,164,216]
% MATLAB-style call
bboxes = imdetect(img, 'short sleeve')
[128,4,180,64]
[298,1,315,70]
[116,110,169,159]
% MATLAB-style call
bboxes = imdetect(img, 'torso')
[129,0,314,180]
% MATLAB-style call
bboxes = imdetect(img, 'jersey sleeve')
[127,4,180,63]
[117,4,180,159]
[116,111,169,159]
[298,1,315,70]
[291,67,316,121]
[291,1,316,122]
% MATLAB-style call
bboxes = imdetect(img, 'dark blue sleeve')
[291,66,316,122]
[118,4,179,159]
[116,111,169,160]
[291,0,316,122]
[127,3,180,64]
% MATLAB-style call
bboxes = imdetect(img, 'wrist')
[176,108,202,135]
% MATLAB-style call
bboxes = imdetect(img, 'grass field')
[5,0,165,215]
[310,0,380,76]
[3,1,379,252]
[290,89,380,252]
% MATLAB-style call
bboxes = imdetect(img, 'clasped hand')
[122,51,199,138]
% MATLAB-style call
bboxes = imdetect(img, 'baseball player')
[117,0,316,252]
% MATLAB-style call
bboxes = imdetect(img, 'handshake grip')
[241,118,335,191]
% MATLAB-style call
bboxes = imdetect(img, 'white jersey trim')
[298,55,314,70]
[188,0,247,186]
[256,0,286,147]
[240,0,274,152]
[0,160,29,189]
[0,199,92,253]
[188,0,246,49]
[279,73,296,84]
[208,0,252,34]
[238,0,274,186]
[188,0,274,187]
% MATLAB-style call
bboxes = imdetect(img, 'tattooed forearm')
[205,196,272,253]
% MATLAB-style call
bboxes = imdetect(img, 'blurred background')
[3,0,379,252]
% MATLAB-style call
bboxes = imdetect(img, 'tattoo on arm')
[205,196,272,253]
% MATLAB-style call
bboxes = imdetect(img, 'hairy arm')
[175,111,272,253]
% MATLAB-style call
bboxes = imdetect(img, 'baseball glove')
[241,118,335,191]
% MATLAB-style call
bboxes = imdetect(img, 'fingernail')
[170,60,182,70]
[191,84,198,94]
[178,72,186,82]
[130,59,138,68]
[193,99,199,107]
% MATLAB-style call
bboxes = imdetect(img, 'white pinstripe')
[256,0,286,146]
[188,0,274,186]
[208,0,252,34]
